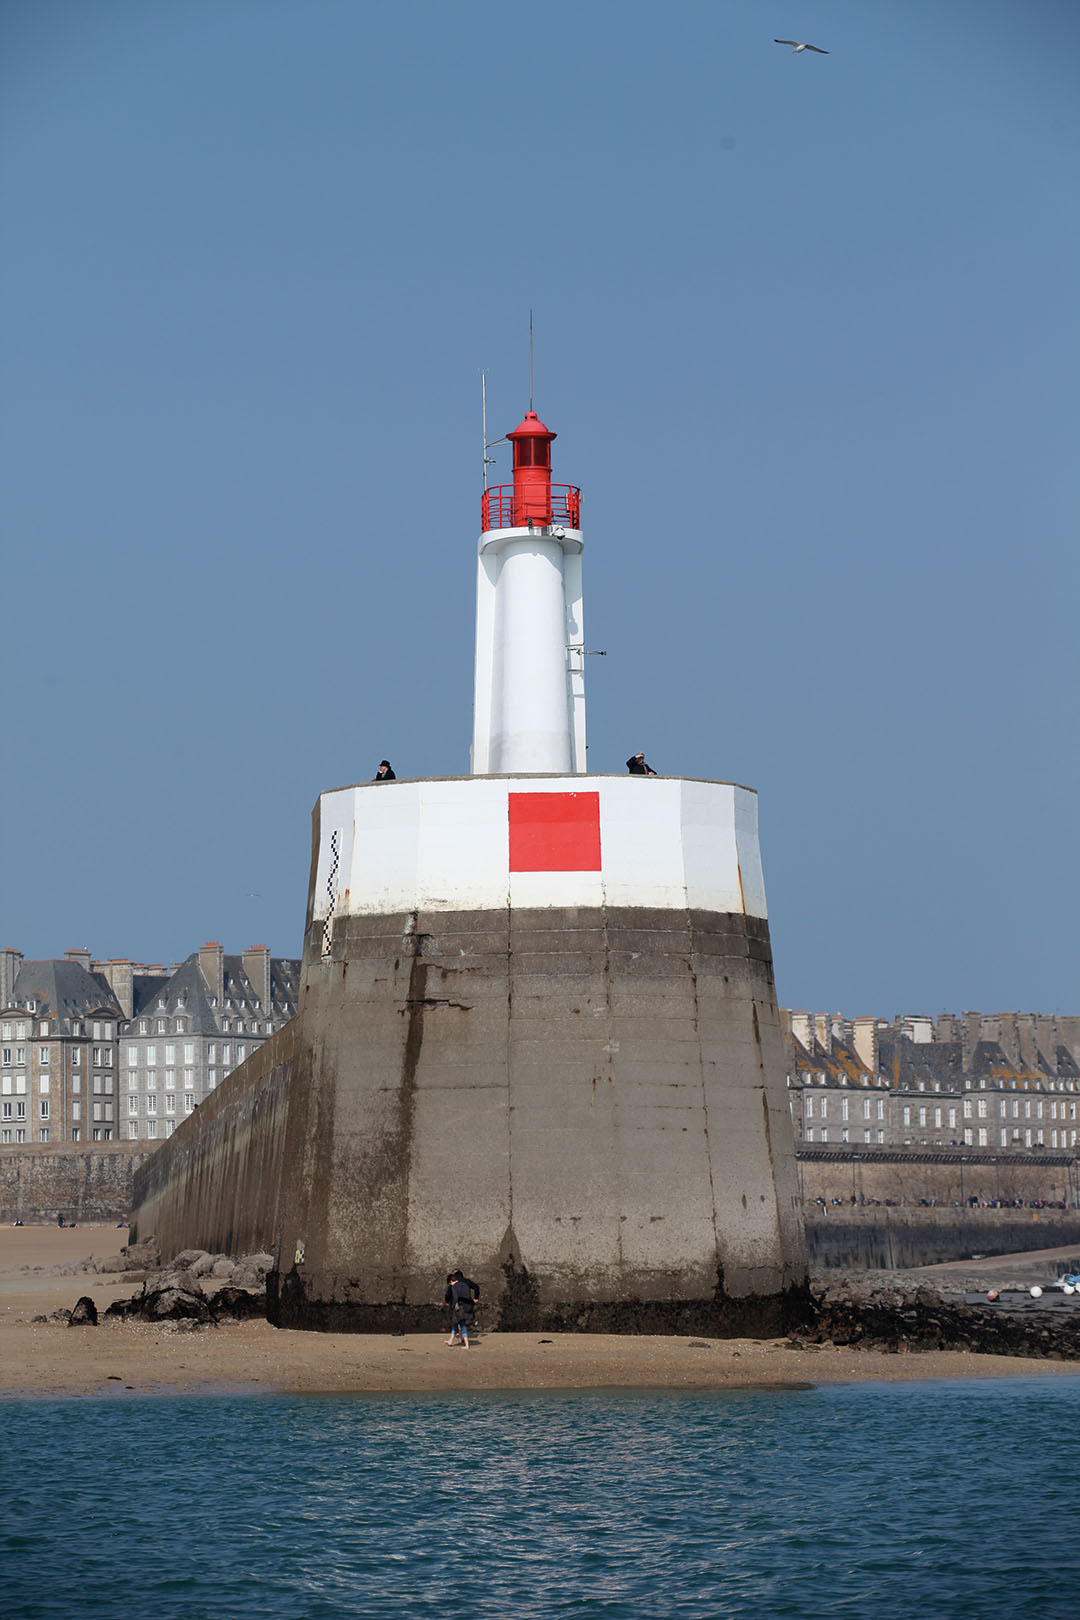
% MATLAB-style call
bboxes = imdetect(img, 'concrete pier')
[132,774,809,1334]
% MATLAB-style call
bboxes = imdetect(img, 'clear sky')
[3,0,1078,1017]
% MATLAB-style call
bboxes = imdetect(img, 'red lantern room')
[480,411,581,533]
[508,411,556,526]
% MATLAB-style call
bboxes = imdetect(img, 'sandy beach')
[3,1225,1079,1399]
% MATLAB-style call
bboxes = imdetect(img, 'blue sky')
[3,0,1078,1016]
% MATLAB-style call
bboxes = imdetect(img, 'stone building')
[783,1009,1080,1155]
[0,949,136,1144]
[119,943,299,1142]
[0,944,299,1147]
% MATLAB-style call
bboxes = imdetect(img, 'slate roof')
[129,952,300,1034]
[7,960,123,1028]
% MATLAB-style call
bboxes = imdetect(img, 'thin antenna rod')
[481,369,488,492]
[529,310,534,412]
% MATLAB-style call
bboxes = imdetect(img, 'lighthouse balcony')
[481,483,581,534]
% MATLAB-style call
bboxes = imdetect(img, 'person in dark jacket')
[444,1268,480,1349]
[373,760,396,782]
[626,751,657,776]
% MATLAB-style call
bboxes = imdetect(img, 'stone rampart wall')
[797,1155,1077,1208]
[0,1142,149,1223]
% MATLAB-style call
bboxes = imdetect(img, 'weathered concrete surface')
[133,903,808,1335]
[0,1142,148,1224]
[807,1209,1080,1271]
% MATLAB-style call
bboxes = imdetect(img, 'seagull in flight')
[774,40,829,54]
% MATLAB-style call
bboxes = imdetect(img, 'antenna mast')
[529,310,534,411]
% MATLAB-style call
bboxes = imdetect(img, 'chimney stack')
[1,947,23,1009]
[242,945,272,1013]
[198,942,225,1006]
[852,1016,878,1074]
[99,959,134,1020]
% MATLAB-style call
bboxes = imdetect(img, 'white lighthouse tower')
[133,394,808,1338]
[471,410,586,774]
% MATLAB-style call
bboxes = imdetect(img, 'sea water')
[3,1379,1078,1619]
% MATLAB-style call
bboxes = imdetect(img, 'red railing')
[481,484,581,534]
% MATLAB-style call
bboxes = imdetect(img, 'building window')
[127,1074,138,1092]
[963,1099,973,1119]
[147,1095,157,1114]
[1025,1128,1032,1146]
[16,1128,26,1142]
[804,1126,814,1142]
[147,1120,158,1138]
[39,1073,50,1095]
[39,1021,49,1037]
[207,1070,217,1089]
[176,1018,186,1034]
[819,1098,827,1120]
[1,1130,9,1143]
[804,1096,814,1119]
[71,1128,80,1141]
[139,1020,148,1035]
[222,1045,232,1066]
[237,1045,246,1063]
[39,1128,49,1142]
[93,1022,101,1040]
[165,1070,175,1091]
[977,1099,987,1119]
[157,1020,167,1034]
[1000,1100,1007,1118]
[165,1121,174,1136]
[39,1047,50,1066]
[820,1128,828,1143]
[72,1101,81,1121]
[963,1128,973,1145]
[16,1047,25,1066]
[862,1099,871,1120]
[165,1044,176,1065]
[1000,1129,1008,1148]
[1,1048,9,1067]
[903,1107,911,1127]
[918,1107,927,1127]
[147,1045,157,1065]
[207,1044,216,1063]
[184,1093,195,1113]
[16,1023,26,1041]
[977,1127,988,1146]
[128,1096,138,1116]
[165,1095,176,1115]
[934,1107,942,1128]
[128,1123,140,1140]
[1037,1101,1044,1120]
[877,1130,884,1144]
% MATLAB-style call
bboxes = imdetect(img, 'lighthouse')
[132,397,809,1338]
[471,411,585,774]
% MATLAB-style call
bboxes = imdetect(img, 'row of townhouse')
[782,1009,1080,1153]
[0,944,298,1145]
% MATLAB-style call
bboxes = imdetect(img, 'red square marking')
[508,792,602,873]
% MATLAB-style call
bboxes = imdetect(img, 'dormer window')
[139,1020,148,1035]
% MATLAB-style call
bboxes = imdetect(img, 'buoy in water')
[1029,1285,1043,1299]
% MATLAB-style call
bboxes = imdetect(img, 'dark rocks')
[804,1282,1080,1360]
[69,1296,98,1326]
[100,1252,270,1326]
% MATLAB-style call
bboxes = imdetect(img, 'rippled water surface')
[3,1380,1079,1618]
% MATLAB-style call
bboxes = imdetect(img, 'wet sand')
[3,1226,1078,1398]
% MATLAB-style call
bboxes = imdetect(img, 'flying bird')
[774,40,829,54]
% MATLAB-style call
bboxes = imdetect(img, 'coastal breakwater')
[807,1208,1080,1270]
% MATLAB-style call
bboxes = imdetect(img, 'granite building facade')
[0,944,298,1147]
